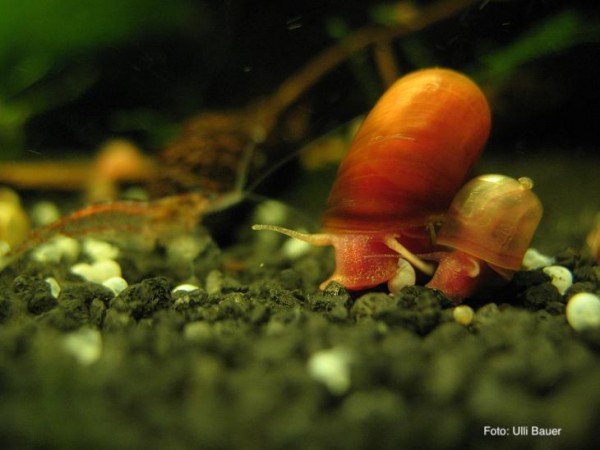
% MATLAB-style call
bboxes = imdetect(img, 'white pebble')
[31,243,62,264]
[522,248,555,270]
[70,263,95,282]
[31,236,80,264]
[307,347,353,395]
[205,270,223,295]
[184,321,213,341]
[54,236,81,262]
[172,283,200,294]
[253,200,289,225]
[29,201,61,226]
[282,237,313,259]
[102,276,128,295]
[167,235,206,263]
[566,292,600,332]
[71,259,122,284]
[543,265,573,295]
[83,238,120,261]
[387,258,416,294]
[453,305,474,326]
[62,328,102,365]
[90,259,122,282]
[44,277,61,298]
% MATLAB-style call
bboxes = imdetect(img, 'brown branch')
[373,41,401,88]
[263,0,481,123]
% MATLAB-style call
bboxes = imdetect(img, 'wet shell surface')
[435,175,543,272]
[322,68,491,233]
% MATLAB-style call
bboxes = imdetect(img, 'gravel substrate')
[0,230,599,449]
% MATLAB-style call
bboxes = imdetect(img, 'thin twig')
[264,0,480,122]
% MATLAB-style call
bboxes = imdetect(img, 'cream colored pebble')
[71,259,122,284]
[205,270,223,295]
[62,328,102,365]
[172,284,200,294]
[387,258,416,294]
[566,292,600,332]
[307,347,353,395]
[30,201,61,226]
[31,236,80,264]
[44,277,62,299]
[453,305,475,326]
[522,248,554,270]
[542,265,573,295]
[83,238,120,262]
[282,238,313,259]
[102,276,129,295]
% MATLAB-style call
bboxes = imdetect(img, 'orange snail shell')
[322,68,492,234]
[435,174,543,274]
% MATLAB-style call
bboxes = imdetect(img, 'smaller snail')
[426,174,543,302]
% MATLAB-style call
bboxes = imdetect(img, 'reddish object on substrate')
[253,67,491,291]
[426,174,543,303]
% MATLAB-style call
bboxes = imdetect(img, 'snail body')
[426,174,543,302]
[254,68,491,291]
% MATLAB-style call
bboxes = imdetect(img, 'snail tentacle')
[383,236,434,276]
[251,224,333,246]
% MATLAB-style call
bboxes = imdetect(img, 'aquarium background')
[1,2,600,450]
[0,0,597,155]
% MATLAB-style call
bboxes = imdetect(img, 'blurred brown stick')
[263,0,480,124]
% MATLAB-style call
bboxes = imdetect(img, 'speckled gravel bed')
[0,232,599,449]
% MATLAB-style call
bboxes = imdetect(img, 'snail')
[426,174,543,302]
[253,68,491,291]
